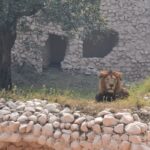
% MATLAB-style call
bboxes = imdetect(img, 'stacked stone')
[0,98,150,149]
[58,0,150,80]
[12,0,150,81]
[12,14,67,73]
[99,0,150,81]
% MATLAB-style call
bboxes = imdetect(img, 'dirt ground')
[12,66,98,97]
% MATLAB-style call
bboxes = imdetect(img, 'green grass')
[0,76,150,114]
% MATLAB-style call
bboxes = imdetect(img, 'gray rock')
[129,135,142,144]
[53,121,60,128]
[42,123,54,136]
[61,133,71,143]
[93,135,102,149]
[25,107,35,112]
[8,121,20,132]
[71,141,81,150]
[16,104,25,111]
[28,115,37,123]
[80,122,88,132]
[10,112,20,121]
[38,114,47,125]
[103,127,113,134]
[119,141,131,150]
[23,134,38,143]
[19,124,27,133]
[8,133,22,143]
[87,120,95,128]
[33,124,42,136]
[48,115,59,123]
[26,121,34,133]
[95,117,103,124]
[17,115,28,123]
[45,103,60,113]
[54,130,62,139]
[131,144,150,150]
[102,134,111,147]
[75,117,86,125]
[38,135,47,145]
[103,115,118,126]
[60,107,72,114]
[61,113,74,123]
[71,131,80,140]
[97,110,111,117]
[114,124,124,134]
[92,124,101,134]
[120,114,134,124]
[0,110,11,115]
[6,101,17,109]
[71,124,79,131]
[125,122,147,135]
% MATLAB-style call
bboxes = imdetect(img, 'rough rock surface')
[0,98,150,149]
[12,0,150,81]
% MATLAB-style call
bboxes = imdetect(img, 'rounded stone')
[45,103,60,113]
[33,124,42,136]
[114,124,124,134]
[28,115,37,123]
[42,123,54,136]
[26,121,34,133]
[38,135,47,145]
[61,113,74,123]
[71,131,80,140]
[38,114,47,125]
[53,121,60,128]
[17,115,28,123]
[80,122,88,132]
[92,124,101,134]
[125,122,147,135]
[54,130,62,139]
[103,115,118,126]
[87,120,95,128]
[71,141,81,150]
[119,141,131,150]
[10,112,19,121]
[19,124,27,133]
[71,124,79,131]
[120,114,134,124]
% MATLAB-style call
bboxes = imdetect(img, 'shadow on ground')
[12,66,98,98]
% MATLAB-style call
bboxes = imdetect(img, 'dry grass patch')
[0,77,150,115]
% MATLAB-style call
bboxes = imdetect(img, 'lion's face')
[99,70,122,94]
[104,74,118,93]
[96,70,129,101]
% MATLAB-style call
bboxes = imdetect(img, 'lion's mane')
[95,70,129,102]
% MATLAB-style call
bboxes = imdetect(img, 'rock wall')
[62,0,150,81]
[0,98,150,150]
[12,14,67,73]
[12,0,150,81]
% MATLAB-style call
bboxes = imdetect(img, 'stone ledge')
[0,98,150,150]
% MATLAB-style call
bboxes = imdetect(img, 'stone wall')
[62,0,150,81]
[1,98,150,150]
[12,0,150,81]
[12,14,67,73]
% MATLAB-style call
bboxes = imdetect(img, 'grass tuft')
[0,77,150,114]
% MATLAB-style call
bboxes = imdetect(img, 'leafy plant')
[41,0,106,39]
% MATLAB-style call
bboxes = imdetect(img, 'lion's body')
[95,70,129,102]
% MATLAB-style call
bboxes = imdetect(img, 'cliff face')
[12,0,150,81]
[0,98,150,150]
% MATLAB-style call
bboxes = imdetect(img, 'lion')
[95,70,129,102]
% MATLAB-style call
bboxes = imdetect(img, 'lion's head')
[98,70,122,94]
